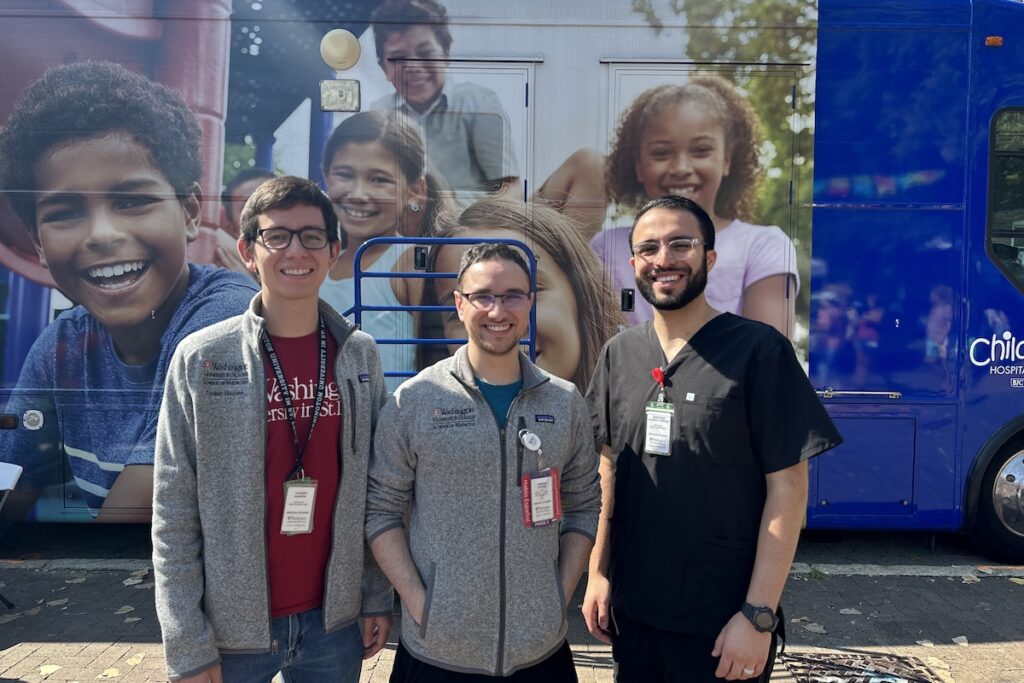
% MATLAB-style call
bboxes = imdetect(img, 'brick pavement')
[0,562,612,683]
[3,561,1023,682]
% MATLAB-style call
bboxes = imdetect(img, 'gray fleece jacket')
[153,295,392,680]
[366,346,600,675]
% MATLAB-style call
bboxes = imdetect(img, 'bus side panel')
[808,3,970,529]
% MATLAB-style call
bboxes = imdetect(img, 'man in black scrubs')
[583,195,841,681]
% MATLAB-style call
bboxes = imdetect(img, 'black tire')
[972,446,1024,563]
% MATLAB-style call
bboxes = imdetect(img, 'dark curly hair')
[0,61,202,233]
[370,0,453,63]
[605,75,763,221]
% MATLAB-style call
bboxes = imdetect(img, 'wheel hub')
[993,451,1024,538]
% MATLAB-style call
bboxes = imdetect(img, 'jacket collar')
[242,293,357,347]
[450,344,550,392]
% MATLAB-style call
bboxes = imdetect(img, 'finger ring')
[742,667,755,675]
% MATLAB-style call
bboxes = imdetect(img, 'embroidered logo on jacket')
[535,414,555,423]
[200,360,248,397]
[358,373,371,383]
[431,406,477,430]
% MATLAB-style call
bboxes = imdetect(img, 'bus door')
[807,4,969,529]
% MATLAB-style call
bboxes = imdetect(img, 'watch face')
[755,610,776,630]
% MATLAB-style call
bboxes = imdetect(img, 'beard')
[476,336,521,357]
[635,256,709,311]
[468,324,526,357]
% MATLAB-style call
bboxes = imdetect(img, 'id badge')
[644,402,674,456]
[281,477,317,536]
[521,467,562,528]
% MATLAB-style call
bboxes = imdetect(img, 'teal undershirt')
[477,378,523,430]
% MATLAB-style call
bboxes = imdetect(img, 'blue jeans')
[220,608,363,683]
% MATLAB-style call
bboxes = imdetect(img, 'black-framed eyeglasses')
[456,291,532,311]
[631,237,706,261]
[256,227,330,250]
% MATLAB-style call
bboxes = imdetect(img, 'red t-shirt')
[263,329,341,618]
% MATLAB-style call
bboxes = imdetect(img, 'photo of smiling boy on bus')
[0,61,257,522]
[369,0,521,200]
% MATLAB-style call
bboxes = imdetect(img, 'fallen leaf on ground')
[790,616,809,623]
[839,608,861,615]
[133,582,155,590]
[39,664,62,676]
[0,613,21,625]
[130,568,150,577]
[124,617,142,623]
[802,622,827,634]
[952,635,969,646]
[1009,577,1024,586]
[65,578,86,584]
[96,668,120,679]
[961,575,980,584]
[46,598,68,607]
[916,640,935,647]
[114,605,135,615]
[24,606,41,616]
[125,654,145,666]
[122,577,143,586]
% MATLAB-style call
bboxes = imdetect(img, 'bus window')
[988,108,1024,291]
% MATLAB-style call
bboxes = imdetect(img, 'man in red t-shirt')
[153,176,392,683]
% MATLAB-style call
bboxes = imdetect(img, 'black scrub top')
[586,313,842,637]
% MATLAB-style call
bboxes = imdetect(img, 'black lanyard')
[261,317,328,481]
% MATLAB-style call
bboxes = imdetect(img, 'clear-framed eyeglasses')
[256,227,331,250]
[456,291,532,311]
[631,237,706,262]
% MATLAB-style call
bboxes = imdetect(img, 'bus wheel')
[973,446,1024,563]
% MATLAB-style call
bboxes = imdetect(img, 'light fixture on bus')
[320,28,360,70]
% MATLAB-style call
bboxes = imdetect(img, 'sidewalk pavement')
[2,559,1023,682]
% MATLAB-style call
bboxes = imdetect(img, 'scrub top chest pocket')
[669,393,747,466]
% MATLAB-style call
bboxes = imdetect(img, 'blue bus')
[0,0,1022,562]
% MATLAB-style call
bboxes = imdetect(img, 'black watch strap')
[741,602,779,633]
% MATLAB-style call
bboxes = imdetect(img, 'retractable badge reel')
[645,367,673,456]
[519,429,562,527]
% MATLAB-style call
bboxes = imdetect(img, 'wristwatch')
[741,602,779,633]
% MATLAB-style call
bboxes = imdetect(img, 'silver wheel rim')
[992,450,1024,538]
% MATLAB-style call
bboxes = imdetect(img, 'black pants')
[390,640,578,682]
[611,612,778,683]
